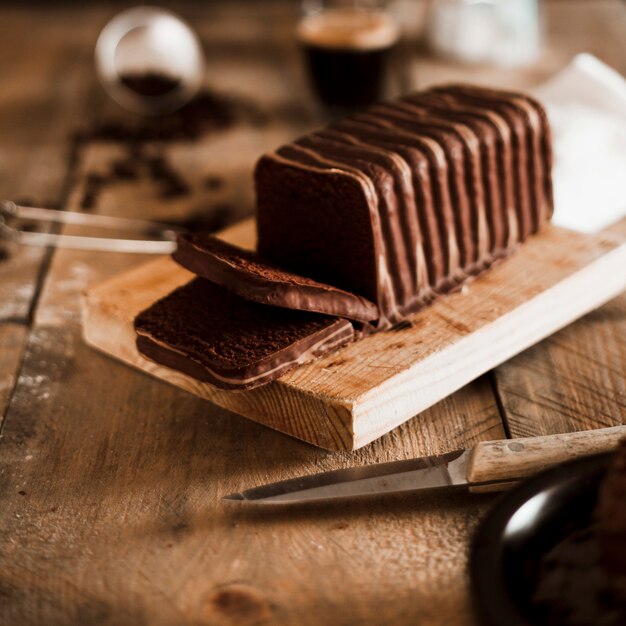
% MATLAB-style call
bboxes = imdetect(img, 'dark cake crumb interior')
[136,83,554,388]
[135,278,348,370]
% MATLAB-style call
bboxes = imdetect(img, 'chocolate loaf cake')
[173,233,378,322]
[135,278,354,390]
[135,83,554,390]
[255,83,553,328]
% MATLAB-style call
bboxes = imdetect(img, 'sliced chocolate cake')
[172,233,378,322]
[255,83,553,328]
[136,83,554,390]
[135,278,354,390]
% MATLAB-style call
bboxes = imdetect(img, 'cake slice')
[414,91,516,253]
[296,134,413,318]
[255,148,387,312]
[315,128,425,304]
[172,233,378,322]
[135,278,354,390]
[329,118,444,291]
[255,84,553,323]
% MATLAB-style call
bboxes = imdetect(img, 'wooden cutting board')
[82,219,626,451]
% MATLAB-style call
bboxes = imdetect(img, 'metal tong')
[0,200,180,254]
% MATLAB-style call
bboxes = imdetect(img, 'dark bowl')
[470,452,614,626]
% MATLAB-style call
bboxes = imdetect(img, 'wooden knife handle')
[467,425,626,485]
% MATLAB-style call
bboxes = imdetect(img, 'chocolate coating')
[271,143,397,325]
[256,148,384,311]
[297,133,413,317]
[135,278,354,390]
[256,83,553,329]
[136,83,555,391]
[173,233,379,322]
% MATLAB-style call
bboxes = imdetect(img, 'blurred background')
[0,0,624,250]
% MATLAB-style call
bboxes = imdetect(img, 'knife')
[224,425,626,504]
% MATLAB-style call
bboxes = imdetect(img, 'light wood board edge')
[352,242,626,448]
[81,269,357,452]
[82,229,626,452]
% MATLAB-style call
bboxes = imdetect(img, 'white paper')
[531,53,626,233]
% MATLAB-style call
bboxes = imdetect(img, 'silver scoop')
[0,201,181,254]
[95,6,205,115]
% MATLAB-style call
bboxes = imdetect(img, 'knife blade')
[224,425,626,504]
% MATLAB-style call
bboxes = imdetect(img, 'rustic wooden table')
[0,2,624,625]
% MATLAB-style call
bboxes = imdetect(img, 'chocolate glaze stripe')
[511,97,544,232]
[406,93,505,257]
[431,87,534,242]
[306,131,415,306]
[524,93,553,218]
[426,89,521,248]
[271,145,398,325]
[318,126,426,298]
[356,111,462,285]
[499,93,552,228]
[396,97,490,266]
[369,103,475,270]
[371,102,475,268]
[445,87,545,234]
[332,118,442,291]
[136,317,354,389]
[295,135,408,321]
[173,234,379,322]
[457,86,554,227]
[420,91,517,253]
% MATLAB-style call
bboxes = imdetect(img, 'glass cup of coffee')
[297,1,401,110]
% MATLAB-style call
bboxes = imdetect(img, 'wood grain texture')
[494,218,626,438]
[467,425,626,485]
[0,324,27,426]
[0,7,101,323]
[0,5,506,625]
[83,219,626,450]
[0,181,502,626]
[1,2,625,625]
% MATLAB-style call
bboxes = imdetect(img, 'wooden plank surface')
[0,4,506,625]
[494,217,626,438]
[0,1,624,625]
[0,325,27,425]
[0,7,103,323]
[83,221,626,450]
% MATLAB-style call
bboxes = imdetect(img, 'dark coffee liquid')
[303,44,394,108]
[298,9,399,109]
